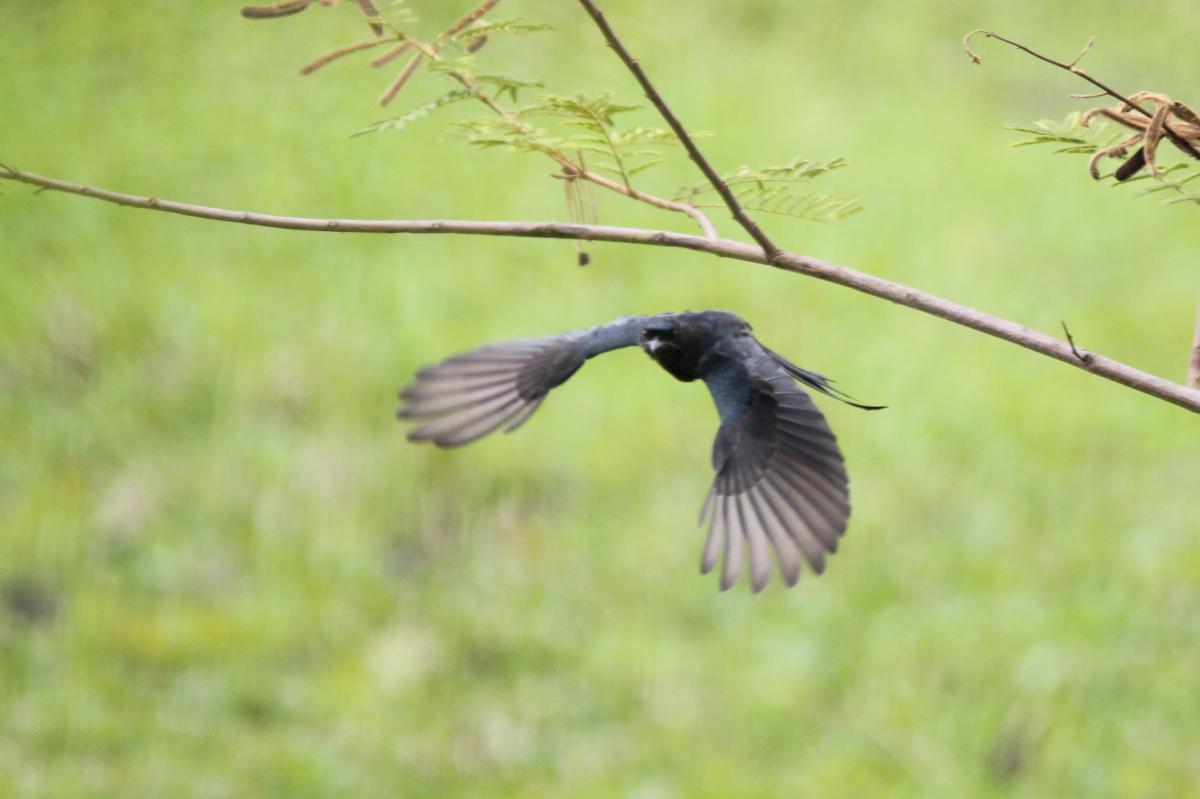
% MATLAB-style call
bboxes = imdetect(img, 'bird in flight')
[397,311,882,592]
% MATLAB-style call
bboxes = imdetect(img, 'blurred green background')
[3,1,1200,796]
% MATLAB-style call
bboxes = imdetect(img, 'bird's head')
[640,311,752,380]
[642,310,749,348]
[640,317,681,357]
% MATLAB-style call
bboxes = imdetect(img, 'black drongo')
[397,311,881,592]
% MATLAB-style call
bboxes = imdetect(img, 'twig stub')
[1061,321,1091,363]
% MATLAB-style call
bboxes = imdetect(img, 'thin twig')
[1066,36,1095,69]
[1189,292,1200,390]
[575,0,778,260]
[964,30,1200,161]
[4,164,1198,413]
[591,171,716,237]
[1060,321,1091,363]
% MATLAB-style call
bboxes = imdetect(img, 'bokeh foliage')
[2,1,1200,797]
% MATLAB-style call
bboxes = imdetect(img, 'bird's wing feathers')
[400,315,866,594]
[701,346,850,592]
[397,317,644,447]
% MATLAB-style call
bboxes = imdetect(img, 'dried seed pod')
[1114,149,1147,182]
[241,0,310,19]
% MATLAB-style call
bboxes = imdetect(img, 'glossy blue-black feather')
[397,311,876,592]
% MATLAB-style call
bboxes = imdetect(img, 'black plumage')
[397,311,881,592]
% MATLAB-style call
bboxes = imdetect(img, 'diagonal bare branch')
[575,0,779,260]
[4,163,1198,414]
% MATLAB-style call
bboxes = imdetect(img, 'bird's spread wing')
[700,347,850,592]
[397,317,645,447]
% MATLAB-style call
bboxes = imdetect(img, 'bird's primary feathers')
[397,311,881,592]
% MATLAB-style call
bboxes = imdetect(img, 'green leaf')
[625,158,664,176]
[1010,114,1200,209]
[474,74,544,103]
[378,0,417,28]
[521,93,642,130]
[673,156,861,222]
[353,89,475,136]
[1005,112,1121,152]
[451,18,555,39]
[445,91,687,182]
[674,157,852,201]
[427,55,476,76]
[610,127,685,146]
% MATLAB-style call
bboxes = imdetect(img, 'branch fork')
[4,162,1199,414]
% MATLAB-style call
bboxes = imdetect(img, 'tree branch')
[575,0,778,260]
[574,166,718,238]
[5,163,1199,414]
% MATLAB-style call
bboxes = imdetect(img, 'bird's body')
[397,311,880,592]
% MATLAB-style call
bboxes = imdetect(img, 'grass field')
[3,1,1200,796]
